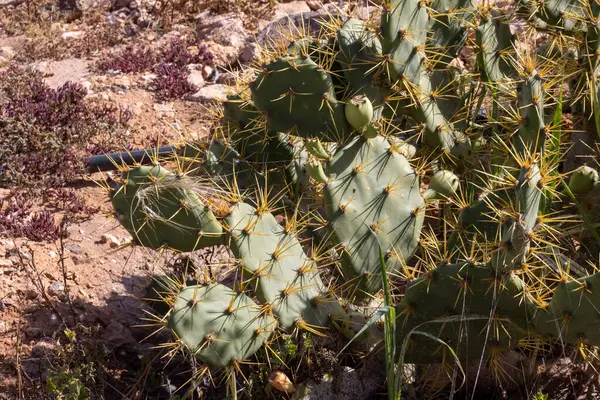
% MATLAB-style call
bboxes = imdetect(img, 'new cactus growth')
[424,170,460,200]
[568,165,599,194]
[345,95,374,132]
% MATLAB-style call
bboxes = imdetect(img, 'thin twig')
[16,317,23,400]
[58,219,77,326]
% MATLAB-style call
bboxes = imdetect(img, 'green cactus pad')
[491,164,542,272]
[251,55,349,141]
[476,12,515,83]
[513,71,546,156]
[223,95,263,135]
[428,0,476,67]
[225,202,344,328]
[381,0,429,83]
[111,165,223,251]
[411,72,472,157]
[518,0,588,33]
[535,273,600,346]
[396,262,536,363]
[168,283,276,369]
[321,135,425,297]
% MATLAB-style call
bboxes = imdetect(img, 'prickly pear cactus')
[536,273,600,346]
[251,55,348,141]
[396,262,537,363]
[102,0,600,394]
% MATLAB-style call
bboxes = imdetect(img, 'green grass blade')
[592,83,600,141]
[379,247,398,400]
[542,87,563,213]
[549,88,563,165]
[396,314,512,393]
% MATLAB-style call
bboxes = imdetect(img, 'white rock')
[79,79,93,95]
[196,12,248,50]
[141,73,157,83]
[61,31,85,40]
[201,64,213,80]
[35,58,91,90]
[0,46,15,59]
[47,281,65,297]
[273,1,311,19]
[186,84,230,103]
[306,0,320,10]
[187,68,205,89]
[100,234,121,248]
[113,76,131,89]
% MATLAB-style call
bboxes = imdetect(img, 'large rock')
[239,42,259,63]
[273,1,311,19]
[196,12,248,50]
[187,67,205,89]
[101,321,137,348]
[186,84,230,103]
[256,9,336,48]
[204,41,239,67]
[32,58,91,90]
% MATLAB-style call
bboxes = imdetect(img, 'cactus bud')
[424,170,460,200]
[306,159,328,184]
[345,95,373,131]
[568,165,599,195]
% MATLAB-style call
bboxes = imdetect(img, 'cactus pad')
[396,262,537,363]
[320,135,425,297]
[111,165,223,251]
[168,283,276,369]
[251,55,348,140]
[225,202,343,328]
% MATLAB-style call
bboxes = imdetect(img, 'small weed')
[0,187,97,241]
[95,37,214,100]
[95,45,156,73]
[44,328,98,400]
[530,392,549,400]
[46,366,90,400]
[0,66,130,186]
[154,62,197,100]
[160,37,214,68]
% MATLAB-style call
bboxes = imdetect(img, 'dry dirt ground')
[0,1,337,398]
